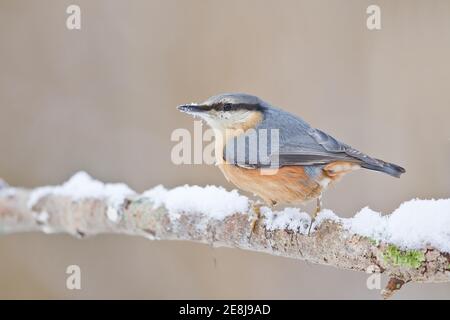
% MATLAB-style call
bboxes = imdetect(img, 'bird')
[177,93,405,229]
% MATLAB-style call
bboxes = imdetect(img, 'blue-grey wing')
[225,107,371,168]
[274,127,364,166]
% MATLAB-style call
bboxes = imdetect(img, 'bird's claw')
[249,202,263,240]
[308,196,322,236]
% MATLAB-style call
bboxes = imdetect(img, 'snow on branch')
[0,172,449,298]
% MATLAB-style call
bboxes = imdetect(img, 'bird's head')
[177,93,266,132]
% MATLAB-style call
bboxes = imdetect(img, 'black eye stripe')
[223,103,232,111]
[212,103,263,112]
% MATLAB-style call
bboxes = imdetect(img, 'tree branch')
[0,175,448,298]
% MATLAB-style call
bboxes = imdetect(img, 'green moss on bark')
[382,245,425,269]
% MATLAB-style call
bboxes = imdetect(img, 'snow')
[106,206,120,222]
[34,210,49,224]
[344,199,450,252]
[262,208,340,235]
[142,184,249,221]
[24,172,450,252]
[0,187,17,197]
[263,207,311,233]
[27,171,136,211]
[263,198,450,252]
[312,209,341,226]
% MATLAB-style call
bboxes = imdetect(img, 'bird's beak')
[177,103,210,115]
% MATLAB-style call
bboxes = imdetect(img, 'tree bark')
[0,182,448,298]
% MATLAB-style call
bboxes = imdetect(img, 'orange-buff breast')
[218,163,329,206]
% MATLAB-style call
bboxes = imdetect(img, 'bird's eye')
[223,103,232,111]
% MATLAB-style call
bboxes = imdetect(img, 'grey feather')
[224,95,405,178]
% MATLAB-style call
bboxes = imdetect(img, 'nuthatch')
[178,93,405,221]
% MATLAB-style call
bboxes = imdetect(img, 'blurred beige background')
[0,0,449,299]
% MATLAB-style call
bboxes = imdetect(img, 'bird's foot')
[249,199,277,240]
[249,202,264,240]
[307,197,322,236]
[307,216,316,236]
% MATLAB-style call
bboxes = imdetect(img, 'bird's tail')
[360,159,406,178]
